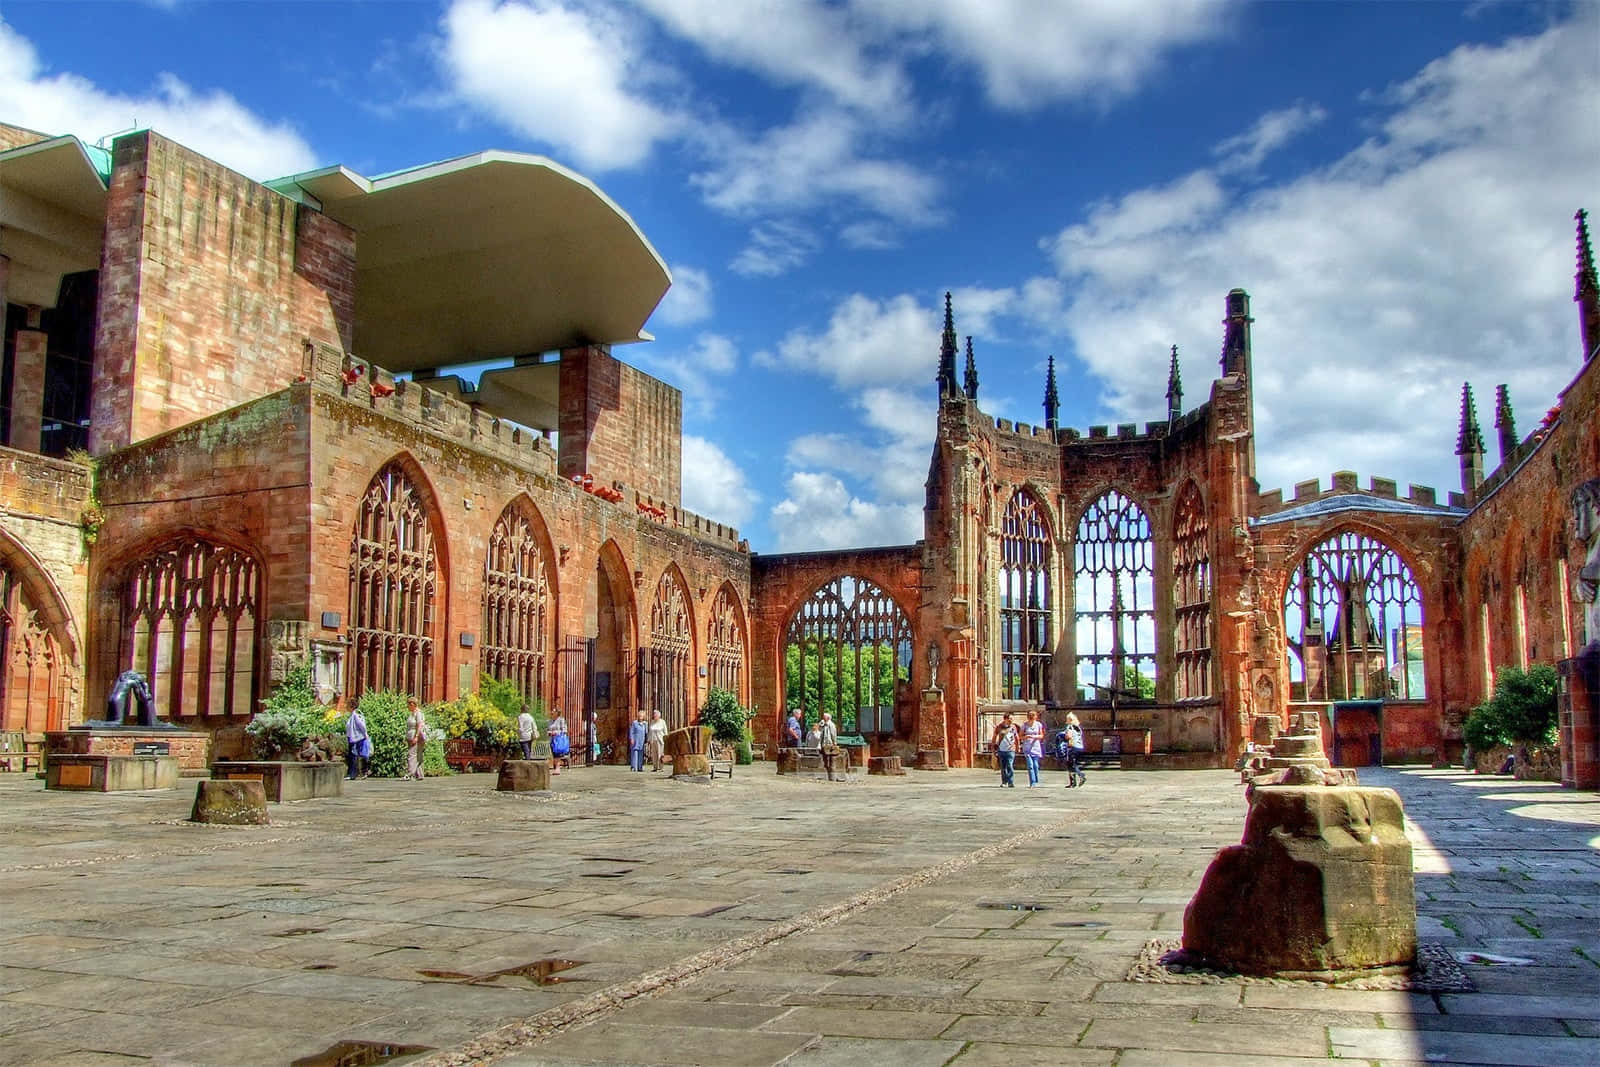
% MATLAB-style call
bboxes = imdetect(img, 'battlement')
[987,401,1208,446]
[1254,471,1462,517]
[310,342,743,551]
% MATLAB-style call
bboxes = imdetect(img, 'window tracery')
[1073,490,1156,702]
[348,462,439,701]
[1172,483,1212,700]
[706,585,746,701]
[783,576,912,735]
[481,502,551,704]
[123,539,259,718]
[0,563,66,732]
[649,571,692,729]
[1284,530,1425,701]
[999,489,1052,701]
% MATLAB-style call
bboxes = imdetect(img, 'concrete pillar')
[10,305,46,453]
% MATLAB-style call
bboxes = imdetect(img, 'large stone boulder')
[189,779,269,825]
[497,759,551,792]
[1183,785,1415,976]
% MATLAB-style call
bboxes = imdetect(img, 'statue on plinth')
[102,670,157,727]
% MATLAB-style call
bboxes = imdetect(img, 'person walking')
[1065,712,1086,788]
[516,704,539,761]
[991,712,1019,788]
[818,711,840,781]
[646,709,667,771]
[405,697,428,780]
[345,705,370,780]
[1021,709,1045,787]
[548,710,569,774]
[628,710,648,771]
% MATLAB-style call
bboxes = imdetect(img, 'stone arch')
[347,454,448,702]
[113,533,263,721]
[647,563,697,729]
[706,580,749,705]
[1280,526,1426,703]
[1071,487,1158,704]
[0,528,81,732]
[998,485,1055,702]
[1172,479,1213,701]
[581,539,639,751]
[781,574,915,737]
[480,493,558,710]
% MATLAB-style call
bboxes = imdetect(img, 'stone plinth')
[212,761,343,801]
[868,755,905,776]
[915,748,949,770]
[497,759,551,792]
[776,748,800,774]
[190,779,269,824]
[46,754,178,792]
[665,726,711,778]
[1183,785,1415,976]
[48,728,211,774]
[672,752,711,777]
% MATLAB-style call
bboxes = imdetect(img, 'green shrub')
[699,686,750,743]
[435,689,516,748]
[246,662,345,758]
[1463,702,1505,753]
[359,690,448,777]
[1465,664,1560,756]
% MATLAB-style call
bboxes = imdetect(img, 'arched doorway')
[566,542,636,764]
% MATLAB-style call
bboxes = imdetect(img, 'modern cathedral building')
[2,122,1596,786]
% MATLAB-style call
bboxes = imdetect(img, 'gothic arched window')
[648,571,693,729]
[1284,530,1425,701]
[783,576,912,735]
[123,539,259,718]
[707,584,746,702]
[1172,483,1212,700]
[481,501,552,706]
[1,563,68,731]
[348,462,440,701]
[1073,490,1156,702]
[999,489,1052,701]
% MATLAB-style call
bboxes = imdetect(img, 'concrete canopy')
[275,151,672,373]
[0,136,109,308]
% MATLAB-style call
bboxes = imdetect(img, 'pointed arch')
[0,529,81,732]
[1072,488,1156,702]
[1172,480,1212,700]
[480,494,557,708]
[647,564,695,729]
[999,486,1054,701]
[782,574,913,735]
[1283,528,1425,702]
[117,535,261,720]
[347,455,446,702]
[706,581,748,704]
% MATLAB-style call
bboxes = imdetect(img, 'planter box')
[212,761,343,801]
[47,754,178,792]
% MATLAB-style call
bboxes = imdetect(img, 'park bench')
[707,739,735,779]
[0,730,43,772]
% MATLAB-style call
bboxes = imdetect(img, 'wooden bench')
[0,731,43,772]
[707,739,735,779]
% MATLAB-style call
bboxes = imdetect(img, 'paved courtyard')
[0,761,1596,1066]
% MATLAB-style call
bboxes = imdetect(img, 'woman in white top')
[548,712,569,774]
[645,710,668,772]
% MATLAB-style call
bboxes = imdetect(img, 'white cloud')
[438,0,682,172]
[681,434,758,527]
[1036,14,1600,499]
[755,292,938,387]
[0,20,317,179]
[769,470,921,552]
[729,220,820,277]
[632,0,909,117]
[855,0,1231,109]
[1214,101,1328,174]
[653,264,713,326]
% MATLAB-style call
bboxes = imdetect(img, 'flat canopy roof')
[274,151,671,371]
[0,135,110,307]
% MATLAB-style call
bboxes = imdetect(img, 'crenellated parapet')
[1253,471,1465,520]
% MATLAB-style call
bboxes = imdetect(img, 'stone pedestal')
[776,748,800,774]
[915,748,949,770]
[46,754,178,792]
[190,779,269,825]
[672,753,711,777]
[212,761,343,801]
[665,726,711,778]
[868,755,905,776]
[497,759,551,792]
[48,728,211,774]
[1183,785,1416,976]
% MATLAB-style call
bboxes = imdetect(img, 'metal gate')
[559,636,594,766]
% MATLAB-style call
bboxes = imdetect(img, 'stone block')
[868,755,905,776]
[212,761,343,801]
[190,779,269,825]
[46,754,178,792]
[672,753,710,777]
[1183,785,1415,976]
[497,759,551,792]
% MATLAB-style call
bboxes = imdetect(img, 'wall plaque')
[132,741,170,756]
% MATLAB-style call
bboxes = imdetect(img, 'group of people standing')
[627,709,669,772]
[782,708,842,779]
[991,710,1087,788]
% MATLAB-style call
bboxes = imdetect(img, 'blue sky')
[3,1,1596,553]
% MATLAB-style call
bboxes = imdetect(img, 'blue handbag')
[551,733,570,756]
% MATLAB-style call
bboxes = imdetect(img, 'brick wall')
[558,345,682,505]
[89,130,353,455]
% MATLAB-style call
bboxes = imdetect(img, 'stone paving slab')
[2,764,1598,1065]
